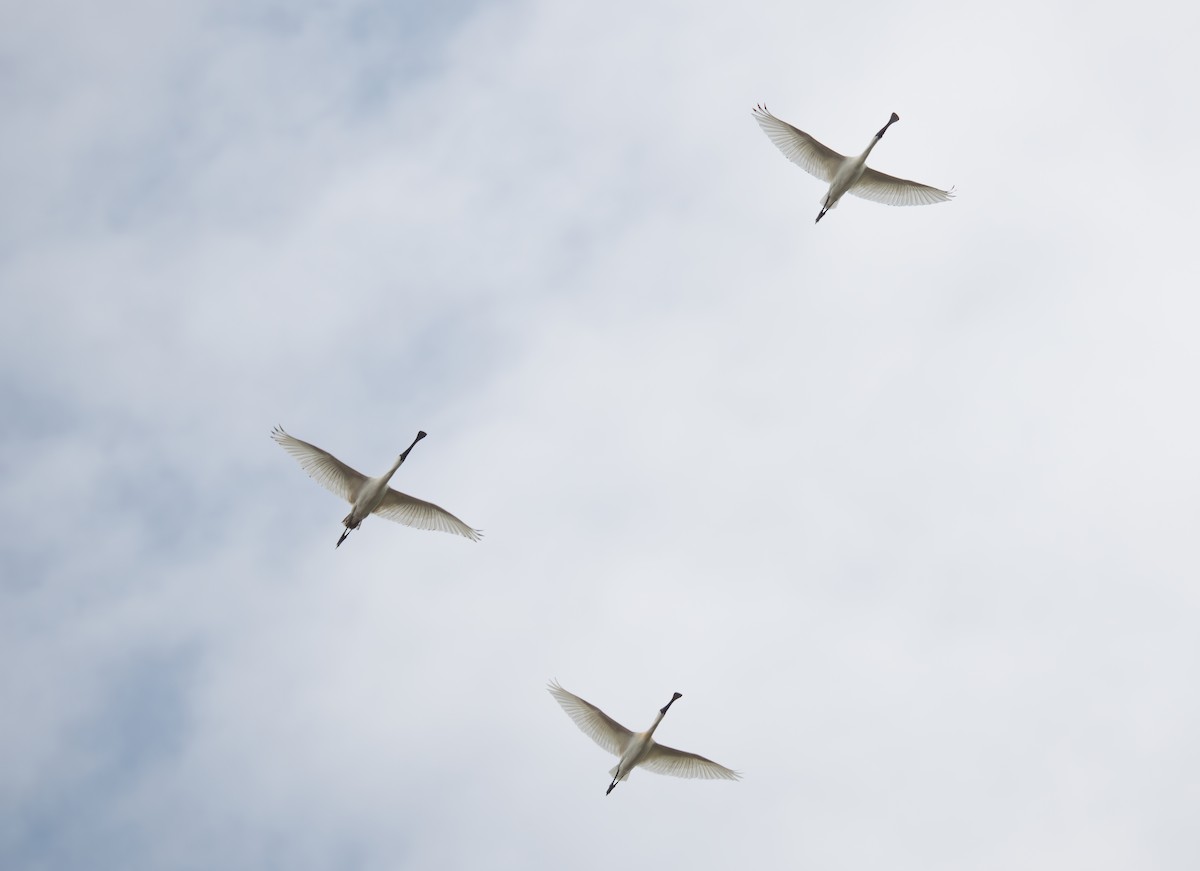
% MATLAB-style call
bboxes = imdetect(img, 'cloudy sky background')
[3,0,1198,868]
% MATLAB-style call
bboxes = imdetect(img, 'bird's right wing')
[851,167,955,206]
[373,489,483,541]
[641,742,742,781]
[752,104,844,183]
[271,426,366,503]
[548,681,633,757]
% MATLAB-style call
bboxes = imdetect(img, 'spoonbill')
[548,681,740,795]
[752,104,954,223]
[271,426,482,547]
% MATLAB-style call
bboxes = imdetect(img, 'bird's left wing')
[851,168,955,206]
[271,426,366,503]
[641,742,741,781]
[374,489,482,541]
[547,681,634,757]
[752,105,844,183]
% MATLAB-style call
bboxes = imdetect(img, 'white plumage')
[271,426,481,547]
[753,104,954,222]
[548,681,740,794]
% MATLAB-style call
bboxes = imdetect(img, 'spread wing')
[548,681,633,757]
[373,489,482,541]
[752,104,844,183]
[851,167,955,206]
[271,426,365,503]
[641,742,741,781]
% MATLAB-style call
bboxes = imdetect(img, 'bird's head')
[399,430,428,463]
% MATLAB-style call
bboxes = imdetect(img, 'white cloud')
[2,0,1199,868]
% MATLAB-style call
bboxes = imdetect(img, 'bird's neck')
[380,454,405,484]
[646,708,668,738]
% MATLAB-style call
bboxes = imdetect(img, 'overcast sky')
[3,0,1199,869]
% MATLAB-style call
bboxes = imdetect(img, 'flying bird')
[752,104,954,223]
[548,680,740,795]
[271,426,482,547]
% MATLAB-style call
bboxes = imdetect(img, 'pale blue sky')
[2,0,1199,869]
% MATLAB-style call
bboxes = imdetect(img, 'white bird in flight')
[752,104,954,223]
[548,681,740,795]
[271,427,482,547]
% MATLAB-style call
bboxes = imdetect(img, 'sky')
[2,0,1199,868]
